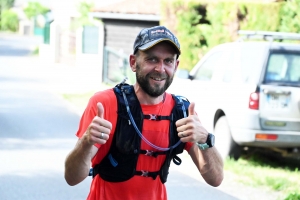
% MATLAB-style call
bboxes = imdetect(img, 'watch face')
[210,134,215,147]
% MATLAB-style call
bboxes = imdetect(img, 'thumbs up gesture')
[85,102,112,145]
[175,102,209,143]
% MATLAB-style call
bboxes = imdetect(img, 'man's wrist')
[82,132,94,146]
[196,133,215,151]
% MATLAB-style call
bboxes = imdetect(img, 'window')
[265,52,300,84]
[222,49,238,83]
[194,51,223,81]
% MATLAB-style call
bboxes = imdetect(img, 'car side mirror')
[188,74,194,80]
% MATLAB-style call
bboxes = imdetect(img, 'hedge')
[161,0,299,71]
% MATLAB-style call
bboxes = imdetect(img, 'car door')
[188,48,231,132]
[259,50,300,131]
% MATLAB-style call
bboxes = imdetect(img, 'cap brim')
[138,38,181,55]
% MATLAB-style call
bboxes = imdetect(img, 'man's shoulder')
[89,88,117,104]
[93,88,115,97]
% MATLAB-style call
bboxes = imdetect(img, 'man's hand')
[85,102,112,145]
[175,102,208,143]
[176,102,224,187]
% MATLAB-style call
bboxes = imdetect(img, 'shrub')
[23,2,49,19]
[284,192,300,200]
[280,0,300,33]
[0,9,18,31]
[161,0,284,71]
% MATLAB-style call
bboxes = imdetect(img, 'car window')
[265,52,300,84]
[222,48,239,83]
[194,51,223,81]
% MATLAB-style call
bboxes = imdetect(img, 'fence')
[103,46,134,85]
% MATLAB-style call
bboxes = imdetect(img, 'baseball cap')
[133,26,181,56]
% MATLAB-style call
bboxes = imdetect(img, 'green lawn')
[225,152,300,200]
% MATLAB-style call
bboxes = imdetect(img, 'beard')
[135,63,175,97]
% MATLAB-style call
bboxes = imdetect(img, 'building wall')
[102,19,159,57]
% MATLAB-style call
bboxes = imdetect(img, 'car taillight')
[249,92,259,110]
[255,134,278,141]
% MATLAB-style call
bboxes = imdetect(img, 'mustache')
[148,72,168,79]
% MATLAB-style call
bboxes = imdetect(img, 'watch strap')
[196,133,213,150]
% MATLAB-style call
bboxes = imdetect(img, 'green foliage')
[32,46,39,55]
[0,9,18,31]
[161,0,294,71]
[284,192,300,200]
[23,2,49,19]
[239,2,282,31]
[280,0,300,33]
[71,1,96,30]
[224,153,300,198]
[0,0,15,30]
[77,1,93,20]
[174,1,209,70]
[0,0,15,10]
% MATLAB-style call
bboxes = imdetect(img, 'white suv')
[172,31,300,160]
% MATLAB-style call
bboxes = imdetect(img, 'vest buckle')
[149,114,157,120]
[145,150,154,156]
[141,170,149,177]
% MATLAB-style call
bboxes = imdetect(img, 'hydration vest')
[92,82,190,183]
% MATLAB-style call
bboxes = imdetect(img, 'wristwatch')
[196,133,215,150]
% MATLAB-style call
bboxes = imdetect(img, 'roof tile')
[93,0,160,15]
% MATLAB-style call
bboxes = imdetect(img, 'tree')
[0,0,15,30]
[1,9,18,31]
[0,0,14,11]
[23,2,49,19]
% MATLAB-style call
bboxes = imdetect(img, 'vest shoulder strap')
[171,94,190,118]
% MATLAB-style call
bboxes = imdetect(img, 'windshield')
[264,52,300,86]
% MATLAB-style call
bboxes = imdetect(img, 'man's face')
[133,42,179,97]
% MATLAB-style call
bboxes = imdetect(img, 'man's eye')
[148,58,157,62]
[165,59,173,64]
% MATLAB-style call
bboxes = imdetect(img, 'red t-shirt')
[76,89,193,200]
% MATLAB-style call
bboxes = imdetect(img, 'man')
[64,25,224,200]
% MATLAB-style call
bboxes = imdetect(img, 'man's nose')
[154,61,166,72]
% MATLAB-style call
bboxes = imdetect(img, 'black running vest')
[92,83,190,183]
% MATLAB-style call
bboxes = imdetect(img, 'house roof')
[92,0,160,15]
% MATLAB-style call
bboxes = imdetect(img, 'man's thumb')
[97,102,104,118]
[188,102,196,116]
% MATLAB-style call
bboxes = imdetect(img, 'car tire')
[214,116,241,160]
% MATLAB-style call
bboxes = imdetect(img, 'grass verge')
[225,152,300,200]
[62,91,96,113]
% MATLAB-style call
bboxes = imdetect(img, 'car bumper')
[231,128,300,147]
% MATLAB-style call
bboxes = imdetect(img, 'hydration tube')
[121,87,187,151]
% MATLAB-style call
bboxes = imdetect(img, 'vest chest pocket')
[115,108,142,154]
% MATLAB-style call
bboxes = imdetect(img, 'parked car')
[184,31,300,160]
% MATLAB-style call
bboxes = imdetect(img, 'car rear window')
[264,52,300,86]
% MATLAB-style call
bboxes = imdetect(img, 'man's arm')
[176,102,224,187]
[64,135,98,186]
[188,144,224,187]
[64,102,112,186]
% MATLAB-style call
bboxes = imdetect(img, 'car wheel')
[214,116,241,160]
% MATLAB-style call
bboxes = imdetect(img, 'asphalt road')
[0,33,239,200]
